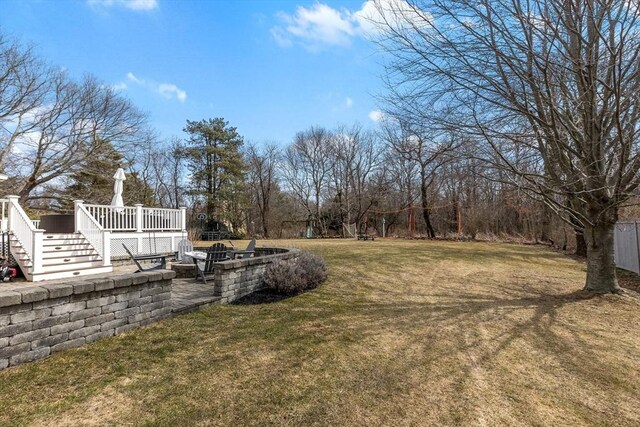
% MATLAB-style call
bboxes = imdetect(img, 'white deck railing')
[82,203,186,232]
[84,204,138,231]
[75,201,110,266]
[6,195,44,273]
[142,207,183,230]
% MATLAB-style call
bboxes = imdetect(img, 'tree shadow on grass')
[242,286,640,423]
[272,285,636,383]
[618,268,640,293]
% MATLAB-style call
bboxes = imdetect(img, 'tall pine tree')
[183,118,246,229]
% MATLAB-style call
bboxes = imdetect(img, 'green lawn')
[1,239,639,426]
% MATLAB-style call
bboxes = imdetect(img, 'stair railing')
[1,198,8,232]
[6,195,44,274]
[74,200,111,267]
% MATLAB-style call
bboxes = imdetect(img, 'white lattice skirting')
[111,232,187,260]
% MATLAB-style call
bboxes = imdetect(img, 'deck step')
[43,242,93,252]
[8,230,113,281]
[37,260,106,273]
[22,259,107,273]
[42,239,87,245]
[42,249,97,258]
[44,233,81,239]
[42,254,102,265]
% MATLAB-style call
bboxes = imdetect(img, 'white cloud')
[125,0,157,10]
[271,0,431,50]
[327,93,354,113]
[87,0,158,11]
[353,0,384,35]
[126,72,142,84]
[273,3,357,51]
[124,72,187,103]
[270,27,293,47]
[369,110,384,122]
[158,83,187,102]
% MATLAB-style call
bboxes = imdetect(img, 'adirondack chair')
[236,238,257,259]
[177,238,193,263]
[195,243,230,284]
[122,244,167,272]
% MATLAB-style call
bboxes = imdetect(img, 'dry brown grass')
[1,239,639,426]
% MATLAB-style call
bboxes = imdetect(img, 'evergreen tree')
[60,141,154,209]
[183,118,246,229]
[61,141,126,209]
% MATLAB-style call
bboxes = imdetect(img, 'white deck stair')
[10,232,112,281]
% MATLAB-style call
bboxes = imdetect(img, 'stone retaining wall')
[212,248,300,303]
[172,247,301,301]
[0,270,175,370]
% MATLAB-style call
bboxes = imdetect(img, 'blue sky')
[0,0,388,145]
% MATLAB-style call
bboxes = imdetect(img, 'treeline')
[176,118,567,246]
[246,124,565,244]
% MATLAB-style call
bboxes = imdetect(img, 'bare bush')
[263,251,327,295]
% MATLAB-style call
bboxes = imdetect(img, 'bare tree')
[125,134,184,208]
[12,74,147,204]
[380,118,457,238]
[373,0,640,292]
[0,32,50,172]
[165,138,186,209]
[382,151,420,235]
[330,126,385,234]
[282,127,334,236]
[246,143,280,237]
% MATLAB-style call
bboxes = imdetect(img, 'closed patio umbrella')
[111,168,126,213]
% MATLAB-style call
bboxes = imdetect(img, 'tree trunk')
[584,221,621,293]
[18,180,36,205]
[574,229,587,257]
[567,200,587,256]
[420,174,436,238]
[261,204,270,238]
[539,206,551,243]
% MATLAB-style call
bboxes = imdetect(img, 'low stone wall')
[254,247,290,257]
[172,263,195,279]
[212,248,300,303]
[173,247,301,302]
[0,270,174,370]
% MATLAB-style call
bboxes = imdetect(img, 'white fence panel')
[112,237,139,257]
[110,231,183,259]
[614,222,640,274]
